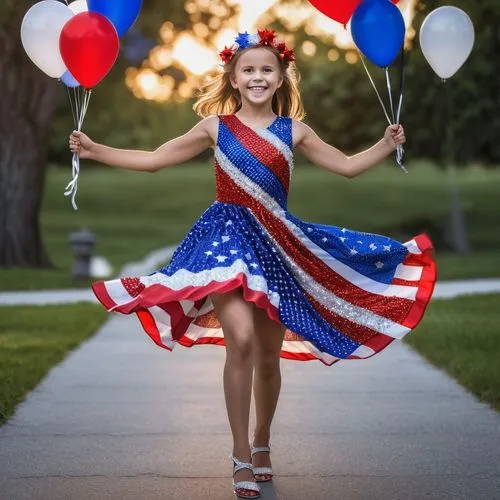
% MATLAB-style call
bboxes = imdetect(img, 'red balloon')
[60,12,119,89]
[308,0,400,27]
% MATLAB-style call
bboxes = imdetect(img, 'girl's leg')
[251,306,285,479]
[211,289,258,497]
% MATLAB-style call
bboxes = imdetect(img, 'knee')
[255,355,280,380]
[225,327,254,363]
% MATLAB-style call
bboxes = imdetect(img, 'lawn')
[406,294,500,411]
[1,160,499,290]
[0,303,108,426]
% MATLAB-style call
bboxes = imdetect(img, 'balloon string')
[64,88,92,210]
[358,50,407,173]
[65,84,77,129]
[385,66,406,173]
[385,68,396,124]
[358,51,392,126]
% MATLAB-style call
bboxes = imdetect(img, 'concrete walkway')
[1,313,500,499]
[1,277,500,306]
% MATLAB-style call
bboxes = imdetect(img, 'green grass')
[1,160,499,290]
[0,303,108,426]
[406,294,500,411]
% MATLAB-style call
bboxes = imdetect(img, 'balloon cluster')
[21,0,142,89]
[306,0,475,172]
[20,0,143,210]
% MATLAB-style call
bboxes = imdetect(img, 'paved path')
[1,277,500,306]
[1,312,500,499]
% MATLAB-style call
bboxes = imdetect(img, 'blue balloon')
[87,0,142,37]
[61,70,80,88]
[351,0,405,68]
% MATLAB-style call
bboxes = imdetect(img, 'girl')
[70,29,436,499]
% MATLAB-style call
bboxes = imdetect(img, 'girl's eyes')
[243,68,273,73]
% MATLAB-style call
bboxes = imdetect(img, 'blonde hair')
[193,46,305,120]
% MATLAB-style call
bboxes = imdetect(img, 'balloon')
[61,70,80,88]
[20,0,74,78]
[351,0,405,67]
[87,0,142,37]
[307,0,399,27]
[68,0,88,15]
[420,6,474,80]
[60,12,120,89]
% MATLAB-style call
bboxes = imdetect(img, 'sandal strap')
[230,454,254,474]
[233,480,260,493]
[251,446,270,455]
[253,466,273,475]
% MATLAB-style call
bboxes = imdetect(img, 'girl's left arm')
[293,121,405,178]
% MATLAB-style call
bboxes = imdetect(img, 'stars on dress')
[339,237,347,242]
[222,235,230,243]
[250,262,259,269]
[350,248,358,255]
[383,245,392,252]
[204,251,213,256]
[369,243,377,251]
[322,237,328,243]
[212,241,219,247]
[216,255,228,263]
[225,220,233,226]
[245,253,252,260]
[230,249,238,255]
[375,261,384,269]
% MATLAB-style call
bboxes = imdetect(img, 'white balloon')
[21,0,74,78]
[420,6,474,80]
[69,0,88,15]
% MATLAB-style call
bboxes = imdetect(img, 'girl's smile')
[231,47,283,105]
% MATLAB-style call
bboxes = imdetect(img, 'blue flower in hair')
[234,31,252,49]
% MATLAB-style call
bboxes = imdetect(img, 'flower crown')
[219,29,295,66]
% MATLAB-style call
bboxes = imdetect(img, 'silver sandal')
[251,446,273,482]
[230,454,261,499]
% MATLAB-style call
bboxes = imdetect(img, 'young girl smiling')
[70,29,436,499]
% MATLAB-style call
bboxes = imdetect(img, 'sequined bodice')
[214,114,294,211]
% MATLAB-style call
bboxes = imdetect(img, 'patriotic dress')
[92,114,437,365]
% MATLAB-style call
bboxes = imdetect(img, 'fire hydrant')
[69,228,96,280]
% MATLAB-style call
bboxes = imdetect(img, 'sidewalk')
[1,278,500,307]
[1,311,500,499]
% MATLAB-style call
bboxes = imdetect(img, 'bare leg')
[252,306,285,480]
[211,289,259,498]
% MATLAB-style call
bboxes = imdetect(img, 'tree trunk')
[0,5,59,267]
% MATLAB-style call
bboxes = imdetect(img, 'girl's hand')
[69,131,94,159]
[384,124,406,151]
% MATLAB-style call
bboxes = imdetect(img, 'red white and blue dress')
[92,115,437,365]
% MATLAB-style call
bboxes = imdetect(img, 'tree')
[0,1,60,267]
[0,0,188,268]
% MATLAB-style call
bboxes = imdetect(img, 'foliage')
[404,0,500,166]
[275,0,499,166]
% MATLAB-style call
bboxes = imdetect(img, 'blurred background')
[2,0,499,286]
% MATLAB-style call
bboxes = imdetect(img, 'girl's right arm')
[69,116,218,172]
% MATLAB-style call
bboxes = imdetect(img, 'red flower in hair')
[282,48,295,63]
[219,46,234,64]
[258,29,277,46]
[276,42,287,53]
